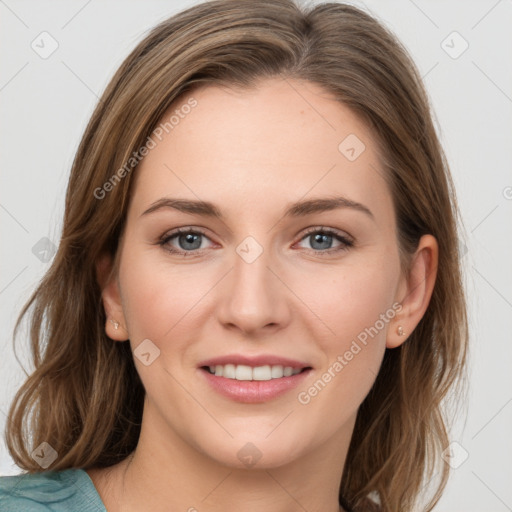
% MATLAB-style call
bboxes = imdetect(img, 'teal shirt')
[0,468,106,511]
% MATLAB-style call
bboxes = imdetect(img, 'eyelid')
[160,226,209,242]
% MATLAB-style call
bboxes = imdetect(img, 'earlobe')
[387,234,438,349]
[387,313,409,349]
[106,316,129,340]
[96,253,129,342]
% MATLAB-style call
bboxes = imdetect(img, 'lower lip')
[199,368,312,403]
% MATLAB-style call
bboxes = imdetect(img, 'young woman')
[0,1,467,510]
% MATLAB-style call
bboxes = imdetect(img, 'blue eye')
[297,228,353,254]
[159,228,212,255]
[174,232,203,250]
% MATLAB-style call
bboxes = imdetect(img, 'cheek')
[299,256,399,348]
[292,287,393,442]
[118,246,211,346]
[292,252,400,404]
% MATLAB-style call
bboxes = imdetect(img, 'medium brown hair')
[5,1,468,510]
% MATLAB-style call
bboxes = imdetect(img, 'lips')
[198,354,312,403]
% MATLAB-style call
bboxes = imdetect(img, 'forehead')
[130,77,393,226]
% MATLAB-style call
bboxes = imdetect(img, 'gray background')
[1,0,511,510]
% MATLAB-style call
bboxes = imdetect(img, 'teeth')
[235,364,253,381]
[223,364,236,379]
[207,364,302,380]
[253,365,272,381]
[271,365,283,378]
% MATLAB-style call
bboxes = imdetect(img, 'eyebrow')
[141,196,374,220]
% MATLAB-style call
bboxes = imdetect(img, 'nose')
[215,243,291,336]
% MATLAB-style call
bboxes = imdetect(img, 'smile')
[204,364,304,380]
[198,356,313,403]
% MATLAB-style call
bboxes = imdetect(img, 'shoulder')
[0,468,106,511]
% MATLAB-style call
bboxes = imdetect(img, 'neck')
[88,402,355,512]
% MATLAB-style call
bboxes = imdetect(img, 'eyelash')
[158,226,354,257]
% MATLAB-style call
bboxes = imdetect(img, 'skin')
[88,77,438,512]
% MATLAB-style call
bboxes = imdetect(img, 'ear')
[96,253,129,342]
[387,234,438,349]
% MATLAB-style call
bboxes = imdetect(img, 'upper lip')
[198,354,312,370]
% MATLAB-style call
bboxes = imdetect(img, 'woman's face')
[106,77,411,469]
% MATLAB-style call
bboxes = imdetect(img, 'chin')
[195,429,312,470]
